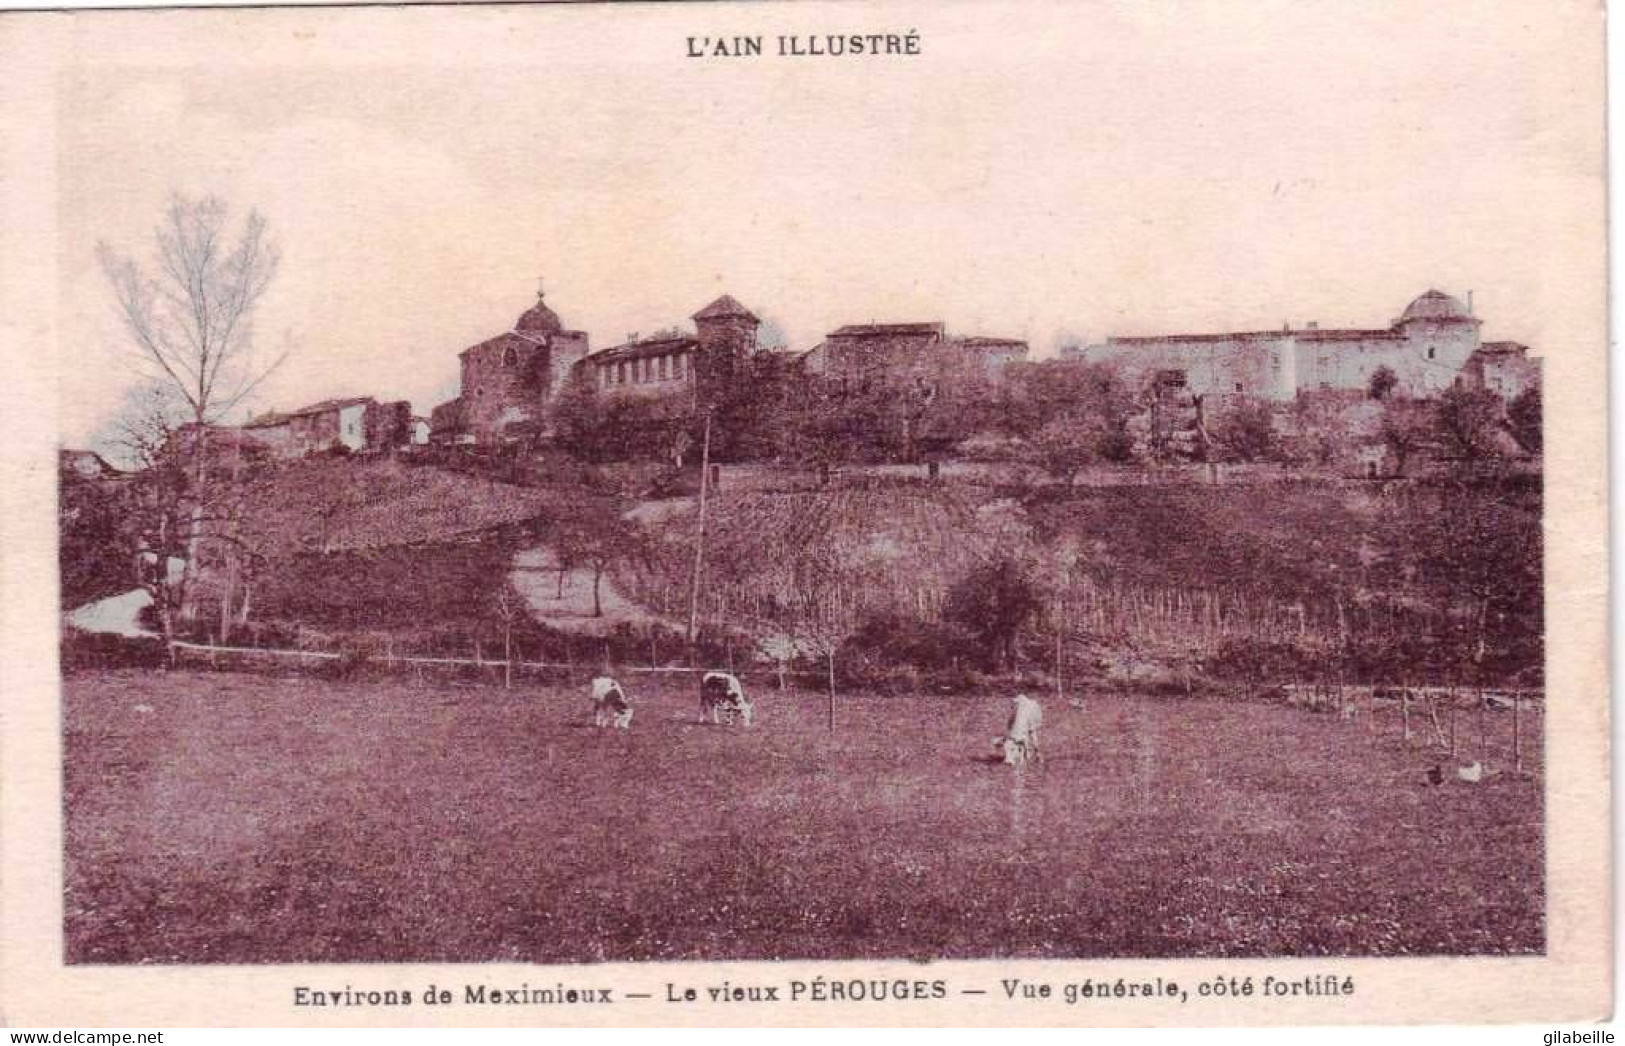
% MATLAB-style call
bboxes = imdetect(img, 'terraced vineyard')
[619,483,1031,641]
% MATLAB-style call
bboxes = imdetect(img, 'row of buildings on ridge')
[215,285,1538,460]
[1066,288,1539,404]
[423,289,1036,447]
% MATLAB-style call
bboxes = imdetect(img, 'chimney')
[1467,290,1474,315]
[1307,321,1318,330]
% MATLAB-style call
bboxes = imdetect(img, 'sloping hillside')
[618,482,1031,637]
[613,475,1541,683]
[214,456,561,629]
[235,455,556,558]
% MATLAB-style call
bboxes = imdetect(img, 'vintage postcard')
[0,0,1608,1028]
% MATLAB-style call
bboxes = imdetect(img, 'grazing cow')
[994,693,1043,767]
[699,670,754,726]
[590,676,634,729]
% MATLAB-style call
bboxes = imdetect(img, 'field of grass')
[64,669,1543,964]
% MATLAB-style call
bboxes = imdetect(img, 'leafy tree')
[1210,399,1277,462]
[1508,385,1542,456]
[1409,478,1543,679]
[59,454,131,609]
[944,556,1044,671]
[553,493,640,618]
[712,350,799,462]
[1368,365,1399,401]
[1378,396,1433,477]
[551,367,603,460]
[780,377,904,469]
[1001,359,1136,446]
[1029,414,1100,486]
[1434,383,1507,462]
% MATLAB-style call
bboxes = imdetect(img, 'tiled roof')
[1299,328,1406,342]
[1109,330,1290,345]
[829,322,946,338]
[1398,288,1477,324]
[1109,327,1403,346]
[955,336,1029,349]
[693,295,758,322]
[586,335,697,365]
[288,396,375,416]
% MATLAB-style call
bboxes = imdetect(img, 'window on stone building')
[1428,346,1436,360]
[1234,382,1243,393]
[503,346,517,367]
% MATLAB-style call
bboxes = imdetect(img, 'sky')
[44,0,1604,452]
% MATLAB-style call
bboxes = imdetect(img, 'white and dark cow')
[590,676,634,729]
[699,671,754,727]
[994,693,1043,767]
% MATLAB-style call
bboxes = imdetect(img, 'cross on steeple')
[536,275,546,302]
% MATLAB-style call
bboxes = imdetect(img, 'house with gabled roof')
[242,396,413,458]
[801,319,1029,389]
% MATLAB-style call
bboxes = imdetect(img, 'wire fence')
[1277,682,1544,777]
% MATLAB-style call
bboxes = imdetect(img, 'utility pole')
[686,410,714,655]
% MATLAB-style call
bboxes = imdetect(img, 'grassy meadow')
[64,669,1543,964]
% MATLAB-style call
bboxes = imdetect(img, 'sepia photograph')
[1,0,1608,1027]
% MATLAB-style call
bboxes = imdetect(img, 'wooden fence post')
[1513,695,1523,773]
[827,648,836,732]
[1477,687,1487,761]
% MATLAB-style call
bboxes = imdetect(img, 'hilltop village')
[60,281,1545,748]
[200,286,1538,482]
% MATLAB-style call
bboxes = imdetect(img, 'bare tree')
[100,382,271,653]
[99,194,283,428]
[97,194,283,623]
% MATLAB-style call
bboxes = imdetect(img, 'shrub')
[944,557,1044,671]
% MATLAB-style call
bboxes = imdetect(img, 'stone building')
[1462,341,1540,400]
[430,290,591,445]
[801,321,1029,389]
[583,294,761,404]
[1073,289,1508,401]
[242,396,413,457]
